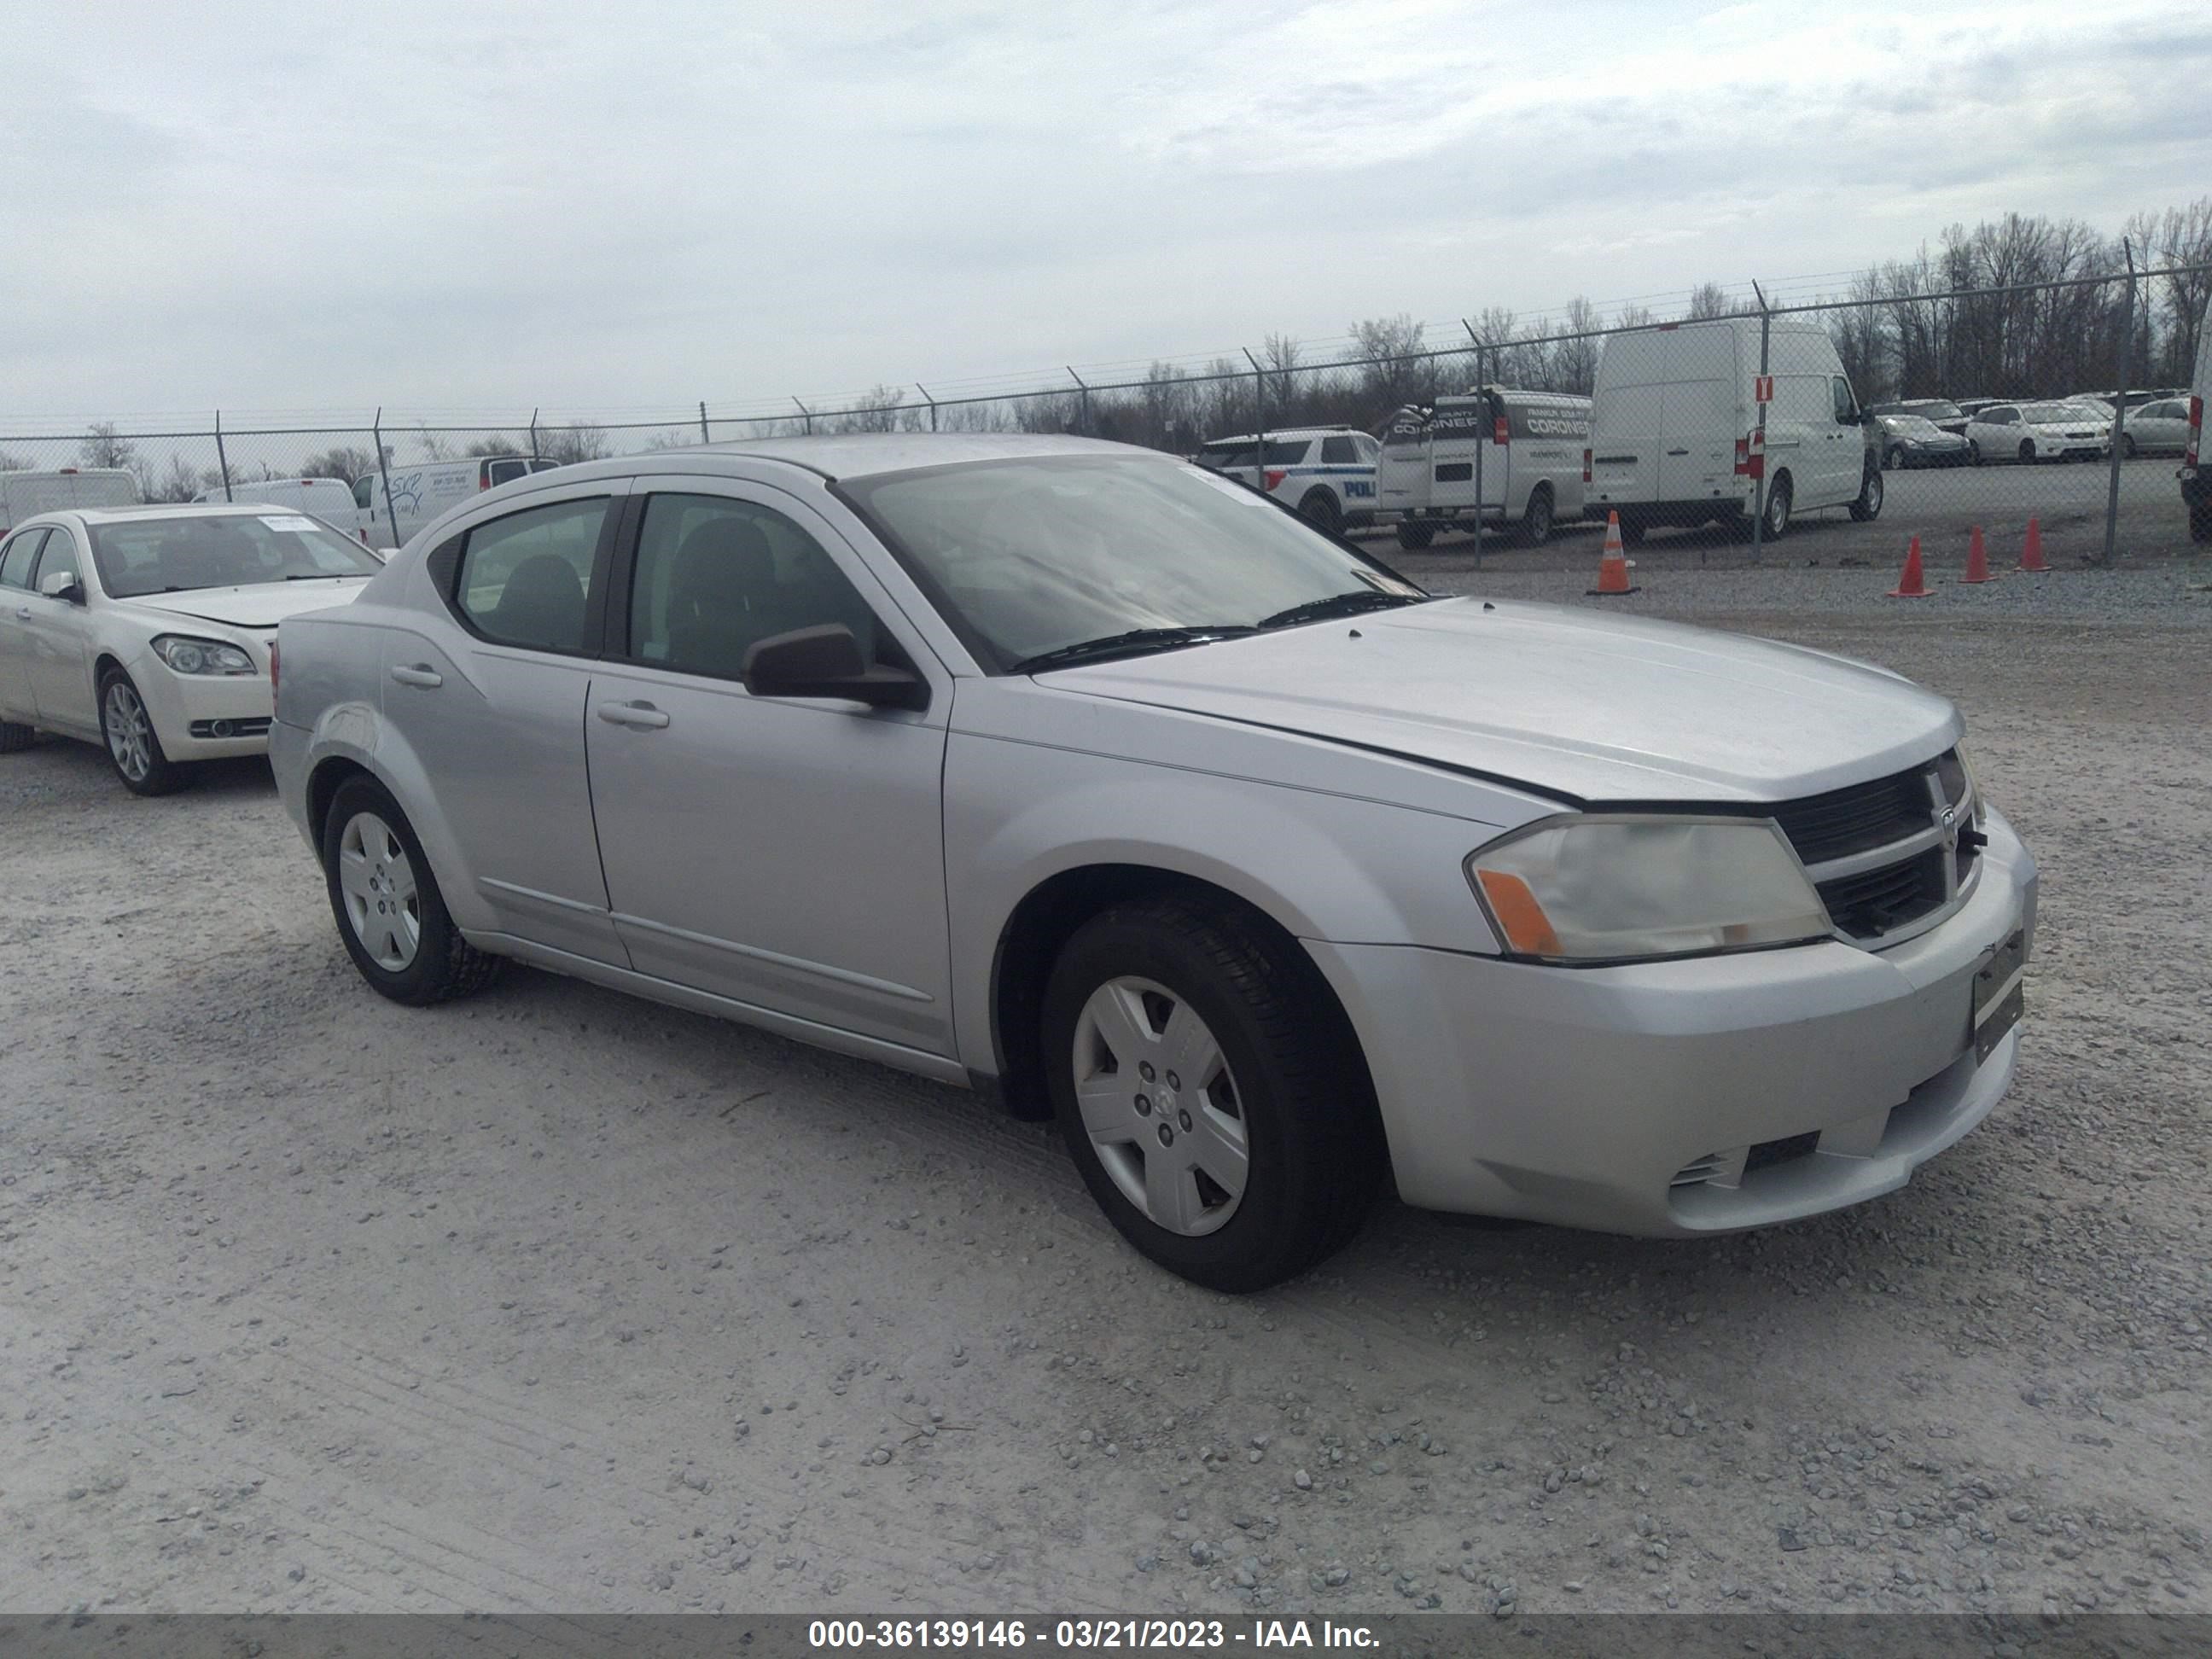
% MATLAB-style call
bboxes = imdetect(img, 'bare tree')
[148,452,203,504]
[0,448,31,471]
[1350,315,1431,420]
[537,423,615,464]
[464,434,523,457]
[835,385,907,435]
[301,445,379,483]
[416,426,457,461]
[79,422,137,469]
[1550,296,1602,395]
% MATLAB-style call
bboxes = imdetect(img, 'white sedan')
[2122,396,2197,457]
[1965,402,2110,464]
[0,504,379,794]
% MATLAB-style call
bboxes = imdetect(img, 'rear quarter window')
[453,498,611,654]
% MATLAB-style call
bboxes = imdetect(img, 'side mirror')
[38,570,84,603]
[742,624,928,712]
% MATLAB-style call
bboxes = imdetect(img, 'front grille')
[1817,847,1949,938]
[1759,748,1979,945]
[1768,766,1930,864]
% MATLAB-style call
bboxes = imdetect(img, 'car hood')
[119,579,371,630]
[1045,598,1960,803]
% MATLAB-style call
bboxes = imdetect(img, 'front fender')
[943,727,1525,1075]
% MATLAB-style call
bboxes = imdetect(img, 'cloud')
[0,0,2203,419]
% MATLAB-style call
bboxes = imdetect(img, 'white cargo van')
[355,454,562,550]
[195,476,364,534]
[1586,319,1882,542]
[0,467,140,533]
[1376,387,1591,549]
[2182,294,2209,544]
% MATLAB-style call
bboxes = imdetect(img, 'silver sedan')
[271,435,2036,1291]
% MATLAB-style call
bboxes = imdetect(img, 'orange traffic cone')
[2017,517,2049,573]
[1959,525,1994,585]
[1889,536,1932,598]
[1587,512,1639,596]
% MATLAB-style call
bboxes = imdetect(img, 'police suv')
[1191,426,1379,533]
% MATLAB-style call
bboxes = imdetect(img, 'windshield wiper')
[1010,626,1257,675]
[1255,591,1431,630]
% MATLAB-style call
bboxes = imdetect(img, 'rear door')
[1656,326,1737,506]
[380,478,632,965]
[1589,334,1670,507]
[1376,408,1430,514]
[0,527,48,718]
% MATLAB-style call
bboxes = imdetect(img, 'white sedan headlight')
[151,634,257,676]
[1466,814,1832,963]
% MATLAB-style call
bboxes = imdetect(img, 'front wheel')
[1884,445,1906,471]
[2018,439,2037,464]
[1394,520,1435,550]
[323,775,504,1005]
[2123,434,2138,459]
[1042,897,1382,1292]
[1848,465,1884,521]
[99,670,189,795]
[1969,439,1983,465]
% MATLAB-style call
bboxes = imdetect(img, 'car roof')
[567,432,1156,486]
[39,503,324,527]
[1198,428,1355,445]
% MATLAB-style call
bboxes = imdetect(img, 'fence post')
[793,397,813,435]
[1067,368,1091,437]
[698,401,710,445]
[1748,282,1773,568]
[214,410,233,501]
[917,384,938,433]
[2101,239,2136,569]
[373,407,400,550]
[528,407,539,458]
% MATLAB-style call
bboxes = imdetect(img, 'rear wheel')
[1848,464,1884,522]
[1297,489,1342,536]
[1042,896,1382,1292]
[1761,474,1793,540]
[1969,439,1983,465]
[1883,445,1906,471]
[2018,439,2037,464]
[2123,434,2139,458]
[99,670,189,796]
[1518,486,1555,546]
[1394,520,1434,550]
[322,775,503,1006]
[0,720,34,754]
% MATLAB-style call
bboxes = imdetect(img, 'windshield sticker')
[259,515,319,533]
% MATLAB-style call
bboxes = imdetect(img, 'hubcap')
[337,811,422,972]
[103,682,153,782]
[1072,975,1248,1237]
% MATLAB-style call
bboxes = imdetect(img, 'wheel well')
[306,756,372,848]
[987,864,1371,1128]
[1299,486,1336,510]
[1526,480,1552,506]
[93,652,126,687]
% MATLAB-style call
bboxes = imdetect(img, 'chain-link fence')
[4,259,2205,570]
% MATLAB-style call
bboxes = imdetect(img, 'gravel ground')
[2,567,2208,1622]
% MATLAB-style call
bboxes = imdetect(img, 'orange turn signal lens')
[1474,870,1563,957]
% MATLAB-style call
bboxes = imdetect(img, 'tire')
[322,774,504,1006]
[1884,445,1905,472]
[1041,895,1382,1293]
[1969,439,1983,465]
[2018,439,2037,464]
[0,720,35,754]
[2123,434,2138,459]
[1848,464,1884,522]
[1518,486,1554,547]
[1297,490,1342,536]
[2192,503,2212,544]
[1761,474,1793,541]
[98,668,189,796]
[1394,521,1435,550]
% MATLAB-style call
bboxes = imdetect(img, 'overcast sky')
[3,0,2206,424]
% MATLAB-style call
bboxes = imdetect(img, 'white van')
[1376,387,1591,549]
[0,467,140,533]
[195,476,364,535]
[2182,294,2209,544]
[355,455,562,550]
[1586,318,1882,542]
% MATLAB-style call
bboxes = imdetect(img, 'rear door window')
[0,528,47,588]
[1320,436,1359,464]
[486,458,531,487]
[454,498,613,654]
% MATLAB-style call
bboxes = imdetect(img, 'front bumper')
[129,649,276,760]
[1306,809,2037,1236]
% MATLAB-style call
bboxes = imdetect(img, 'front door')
[22,525,95,727]
[583,481,955,1060]
[0,527,49,719]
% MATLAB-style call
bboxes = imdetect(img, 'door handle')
[597,700,670,730]
[1664,448,1689,457]
[389,663,443,689]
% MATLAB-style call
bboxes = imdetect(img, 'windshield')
[1901,401,1962,421]
[2021,403,2093,423]
[90,512,381,597]
[840,456,1425,672]
[1193,439,1308,469]
[1883,415,1942,435]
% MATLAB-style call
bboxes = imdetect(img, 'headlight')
[1465,814,1831,963]
[151,635,257,676]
